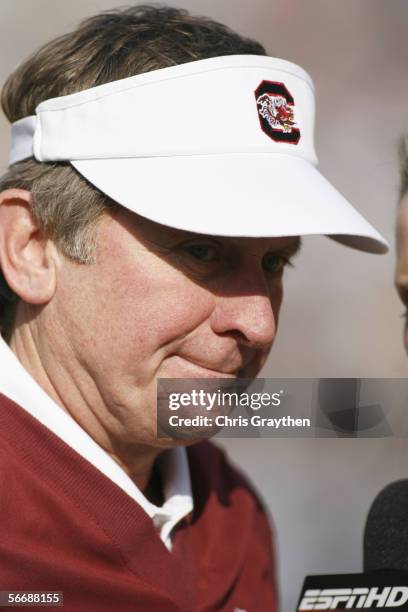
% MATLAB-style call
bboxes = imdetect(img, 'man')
[0,5,387,611]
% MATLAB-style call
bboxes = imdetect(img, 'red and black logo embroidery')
[255,81,301,145]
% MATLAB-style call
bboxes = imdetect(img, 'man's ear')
[0,189,58,305]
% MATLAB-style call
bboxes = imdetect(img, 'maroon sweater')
[0,393,278,611]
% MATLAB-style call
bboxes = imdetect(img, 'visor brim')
[71,153,388,255]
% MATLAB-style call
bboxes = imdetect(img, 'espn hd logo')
[297,585,408,610]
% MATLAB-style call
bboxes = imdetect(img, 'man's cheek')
[149,285,213,330]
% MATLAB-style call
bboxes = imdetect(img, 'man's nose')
[210,274,280,349]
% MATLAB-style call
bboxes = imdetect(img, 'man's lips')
[164,355,242,378]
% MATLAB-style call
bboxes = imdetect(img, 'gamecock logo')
[255,81,301,144]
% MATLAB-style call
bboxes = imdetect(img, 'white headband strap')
[10,116,36,165]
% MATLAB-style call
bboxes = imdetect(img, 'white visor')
[9,55,388,254]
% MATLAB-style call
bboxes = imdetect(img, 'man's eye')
[262,253,288,273]
[184,244,219,262]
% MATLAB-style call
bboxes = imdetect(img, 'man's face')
[396,193,408,352]
[49,206,300,447]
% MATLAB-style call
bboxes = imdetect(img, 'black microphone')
[364,479,408,572]
[295,481,408,611]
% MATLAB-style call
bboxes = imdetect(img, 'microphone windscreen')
[364,479,408,572]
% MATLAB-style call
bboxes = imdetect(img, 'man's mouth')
[164,355,242,379]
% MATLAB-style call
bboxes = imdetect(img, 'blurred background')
[1,1,408,610]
